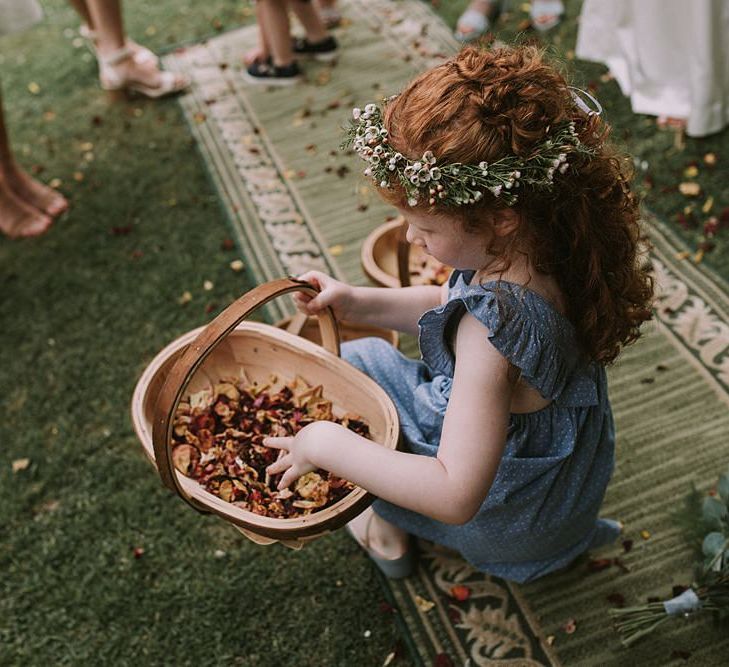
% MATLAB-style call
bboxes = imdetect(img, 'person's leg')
[67,0,94,28]
[0,89,58,238]
[256,0,295,67]
[85,0,187,96]
[289,0,328,44]
[244,0,272,66]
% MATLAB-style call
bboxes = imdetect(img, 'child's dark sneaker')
[292,35,339,62]
[243,60,302,86]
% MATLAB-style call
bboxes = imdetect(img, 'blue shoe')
[345,509,414,579]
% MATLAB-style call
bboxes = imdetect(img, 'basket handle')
[395,217,411,287]
[151,278,340,510]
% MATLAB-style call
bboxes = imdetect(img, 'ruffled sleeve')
[417,276,599,407]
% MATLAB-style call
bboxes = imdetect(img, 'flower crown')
[342,89,601,207]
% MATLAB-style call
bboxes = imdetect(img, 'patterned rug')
[163,2,729,664]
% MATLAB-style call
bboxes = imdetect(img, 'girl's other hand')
[264,421,331,490]
[293,271,355,320]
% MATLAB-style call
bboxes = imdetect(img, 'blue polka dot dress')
[342,270,620,583]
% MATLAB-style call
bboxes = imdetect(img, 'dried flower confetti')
[12,458,30,473]
[171,375,369,518]
[562,618,577,634]
[203,280,214,291]
[449,585,471,601]
[678,182,701,197]
[28,82,41,94]
[414,595,435,613]
[230,259,245,273]
[640,529,651,540]
[178,291,192,305]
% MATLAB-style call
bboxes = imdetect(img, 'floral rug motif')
[164,1,729,664]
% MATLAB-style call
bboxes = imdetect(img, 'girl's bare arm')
[266,312,513,524]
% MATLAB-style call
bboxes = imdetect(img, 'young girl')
[264,45,653,582]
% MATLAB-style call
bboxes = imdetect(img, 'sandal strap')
[100,45,134,66]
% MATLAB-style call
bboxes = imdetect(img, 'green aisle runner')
[164,2,729,663]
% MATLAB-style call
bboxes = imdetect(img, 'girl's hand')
[294,271,355,321]
[264,421,331,490]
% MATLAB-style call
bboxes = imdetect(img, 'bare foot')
[5,165,68,217]
[657,116,687,130]
[0,184,53,238]
[347,506,409,559]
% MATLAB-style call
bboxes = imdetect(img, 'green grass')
[2,1,728,665]
[0,2,406,665]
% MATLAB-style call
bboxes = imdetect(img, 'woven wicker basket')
[131,278,400,549]
[361,216,450,288]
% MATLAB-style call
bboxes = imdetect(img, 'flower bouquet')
[610,467,729,646]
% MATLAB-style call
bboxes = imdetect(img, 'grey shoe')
[345,511,414,579]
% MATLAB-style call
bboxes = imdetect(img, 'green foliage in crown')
[342,102,595,207]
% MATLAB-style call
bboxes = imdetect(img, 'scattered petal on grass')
[449,585,471,601]
[434,654,454,667]
[230,259,245,272]
[414,595,435,613]
[49,178,62,188]
[335,579,343,587]
[178,291,192,305]
[678,182,701,197]
[193,112,207,124]
[640,529,651,540]
[675,250,690,260]
[203,280,214,291]
[221,238,235,251]
[702,196,714,214]
[683,165,699,178]
[382,651,396,667]
[363,630,371,638]
[12,458,31,473]
[562,618,577,634]
[28,82,41,94]
[145,25,157,36]
[133,547,145,559]
[43,110,56,122]
[328,244,344,256]
[703,152,717,166]
[73,171,84,182]
[214,549,226,558]
[546,635,556,646]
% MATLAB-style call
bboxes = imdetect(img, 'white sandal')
[99,46,189,98]
[79,23,159,67]
[454,1,504,43]
[530,0,564,32]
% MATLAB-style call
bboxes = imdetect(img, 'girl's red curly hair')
[380,45,653,364]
